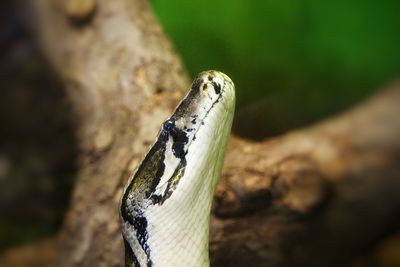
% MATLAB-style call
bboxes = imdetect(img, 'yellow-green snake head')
[120,70,235,267]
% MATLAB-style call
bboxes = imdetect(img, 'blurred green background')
[151,0,400,138]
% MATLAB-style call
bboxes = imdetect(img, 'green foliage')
[152,0,400,137]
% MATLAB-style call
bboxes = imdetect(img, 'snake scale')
[120,71,235,267]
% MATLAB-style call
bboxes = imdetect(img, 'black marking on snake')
[120,131,169,266]
[170,126,189,159]
[160,119,175,142]
[161,159,186,204]
[192,77,204,92]
[213,81,221,94]
[150,193,163,204]
[148,160,166,199]
[150,158,187,205]
[133,214,152,267]
[124,238,140,267]
[120,139,167,223]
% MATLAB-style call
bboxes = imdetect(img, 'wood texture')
[28,1,190,266]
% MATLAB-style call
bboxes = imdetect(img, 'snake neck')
[120,71,235,267]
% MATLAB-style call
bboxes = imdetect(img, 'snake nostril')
[213,82,221,94]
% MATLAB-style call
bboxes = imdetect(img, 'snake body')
[120,71,235,267]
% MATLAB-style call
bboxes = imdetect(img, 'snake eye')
[161,119,175,142]
[163,119,175,131]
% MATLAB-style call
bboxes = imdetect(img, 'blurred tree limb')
[1,0,399,267]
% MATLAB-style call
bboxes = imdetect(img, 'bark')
[212,85,400,267]
[2,0,399,267]
[25,1,189,267]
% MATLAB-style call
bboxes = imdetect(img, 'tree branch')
[212,85,400,267]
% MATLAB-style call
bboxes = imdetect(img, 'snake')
[120,70,235,267]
